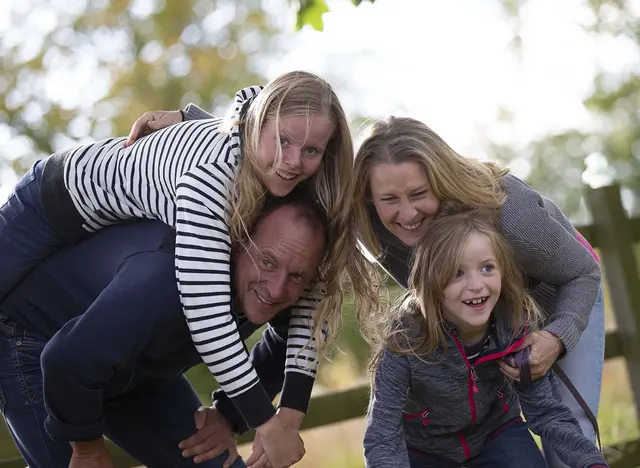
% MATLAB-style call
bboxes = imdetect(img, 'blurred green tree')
[294,0,376,31]
[490,0,640,221]
[0,0,285,175]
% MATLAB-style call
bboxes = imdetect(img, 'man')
[0,191,326,468]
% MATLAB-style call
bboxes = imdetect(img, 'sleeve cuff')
[183,103,213,121]
[229,382,276,429]
[278,371,315,414]
[543,316,581,353]
[44,414,104,443]
[213,390,249,435]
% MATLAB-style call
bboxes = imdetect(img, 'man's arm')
[42,251,179,442]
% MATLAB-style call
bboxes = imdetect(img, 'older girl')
[0,70,375,468]
[364,208,606,468]
[354,117,603,468]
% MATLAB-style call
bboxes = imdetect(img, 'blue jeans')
[408,420,547,467]
[0,314,246,468]
[542,284,605,468]
[0,159,63,301]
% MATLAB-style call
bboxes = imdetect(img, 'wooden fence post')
[586,183,640,415]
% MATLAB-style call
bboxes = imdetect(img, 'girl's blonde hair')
[229,70,380,357]
[353,116,509,260]
[370,205,544,369]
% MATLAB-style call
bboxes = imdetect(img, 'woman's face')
[369,161,441,247]
[257,114,334,197]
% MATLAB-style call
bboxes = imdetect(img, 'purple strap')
[510,347,532,385]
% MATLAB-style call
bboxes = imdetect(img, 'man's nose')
[267,272,287,299]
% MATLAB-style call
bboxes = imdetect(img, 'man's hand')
[124,110,183,147]
[499,330,565,381]
[69,439,115,468]
[250,413,305,468]
[246,408,305,468]
[178,406,239,467]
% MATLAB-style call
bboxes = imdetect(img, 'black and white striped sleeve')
[174,160,275,428]
[277,286,322,412]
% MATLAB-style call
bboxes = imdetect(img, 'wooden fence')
[1,183,640,467]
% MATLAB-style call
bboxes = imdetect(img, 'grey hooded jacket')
[364,314,607,468]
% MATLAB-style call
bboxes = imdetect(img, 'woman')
[354,116,604,468]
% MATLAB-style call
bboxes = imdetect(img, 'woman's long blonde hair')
[228,70,380,357]
[370,206,544,370]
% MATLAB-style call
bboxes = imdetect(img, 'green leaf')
[296,0,330,31]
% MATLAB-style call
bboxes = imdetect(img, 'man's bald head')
[234,191,327,324]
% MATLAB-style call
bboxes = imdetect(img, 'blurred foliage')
[0,0,284,174]
[0,0,374,176]
[492,0,640,222]
[295,0,375,31]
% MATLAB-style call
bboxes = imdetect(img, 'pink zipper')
[405,409,431,426]
[496,390,509,412]
[457,431,472,459]
[450,332,477,423]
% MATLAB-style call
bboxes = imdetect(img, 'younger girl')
[0,70,374,466]
[363,207,607,468]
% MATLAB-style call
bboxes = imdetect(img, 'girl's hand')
[251,413,305,468]
[124,110,183,147]
[499,330,565,382]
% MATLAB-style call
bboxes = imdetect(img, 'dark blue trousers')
[0,159,64,302]
[0,313,244,468]
[408,420,547,467]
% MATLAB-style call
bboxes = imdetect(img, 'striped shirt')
[43,86,319,426]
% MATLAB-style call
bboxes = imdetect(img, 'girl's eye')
[279,137,289,145]
[262,258,274,269]
[305,148,318,155]
[411,190,427,198]
[455,269,464,278]
[380,197,397,203]
[482,264,495,273]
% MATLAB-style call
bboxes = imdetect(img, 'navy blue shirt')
[0,220,290,441]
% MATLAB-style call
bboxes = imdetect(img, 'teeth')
[256,291,275,305]
[276,169,296,180]
[464,297,487,305]
[400,220,422,230]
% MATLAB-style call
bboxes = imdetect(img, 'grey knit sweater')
[370,174,602,352]
[363,312,608,467]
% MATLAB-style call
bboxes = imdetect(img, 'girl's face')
[441,232,502,344]
[258,114,334,197]
[369,162,441,247]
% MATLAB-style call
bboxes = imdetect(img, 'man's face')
[234,205,325,325]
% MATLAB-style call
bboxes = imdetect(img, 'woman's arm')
[518,373,608,467]
[501,176,601,352]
